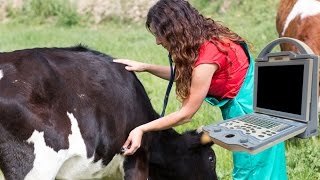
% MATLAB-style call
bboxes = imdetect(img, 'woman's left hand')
[122,127,144,156]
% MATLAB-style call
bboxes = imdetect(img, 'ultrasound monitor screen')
[256,65,304,115]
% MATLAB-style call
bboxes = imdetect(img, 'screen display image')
[256,65,304,115]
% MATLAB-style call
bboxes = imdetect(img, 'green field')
[0,0,319,179]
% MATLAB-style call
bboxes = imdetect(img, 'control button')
[240,138,249,143]
[213,127,222,132]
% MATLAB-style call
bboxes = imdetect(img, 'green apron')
[205,43,287,180]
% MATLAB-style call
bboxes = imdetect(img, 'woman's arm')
[113,59,172,80]
[122,63,218,155]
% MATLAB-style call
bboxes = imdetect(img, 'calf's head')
[149,129,217,180]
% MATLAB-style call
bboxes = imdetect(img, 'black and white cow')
[0,46,217,180]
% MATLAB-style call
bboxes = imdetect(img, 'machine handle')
[257,37,314,61]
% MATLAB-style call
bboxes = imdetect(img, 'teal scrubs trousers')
[205,43,287,180]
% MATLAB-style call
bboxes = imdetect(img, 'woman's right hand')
[113,59,148,72]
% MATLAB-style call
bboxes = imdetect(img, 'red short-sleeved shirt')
[194,39,249,100]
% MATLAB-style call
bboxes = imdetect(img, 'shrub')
[5,0,80,26]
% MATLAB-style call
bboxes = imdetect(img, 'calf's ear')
[196,126,214,145]
[200,133,213,145]
[184,129,214,150]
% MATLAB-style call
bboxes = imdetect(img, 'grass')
[0,0,319,179]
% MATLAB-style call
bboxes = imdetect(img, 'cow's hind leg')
[123,149,149,180]
[0,140,35,180]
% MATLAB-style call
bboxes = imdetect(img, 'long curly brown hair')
[146,0,245,100]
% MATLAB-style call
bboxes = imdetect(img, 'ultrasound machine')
[203,37,319,154]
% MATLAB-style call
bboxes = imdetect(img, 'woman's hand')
[114,59,172,80]
[122,127,144,156]
[113,59,148,72]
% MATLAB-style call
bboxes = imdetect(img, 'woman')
[114,0,287,179]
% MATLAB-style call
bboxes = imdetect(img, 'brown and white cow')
[276,0,320,111]
[0,46,217,180]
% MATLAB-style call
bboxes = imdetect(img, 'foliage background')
[0,0,319,179]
